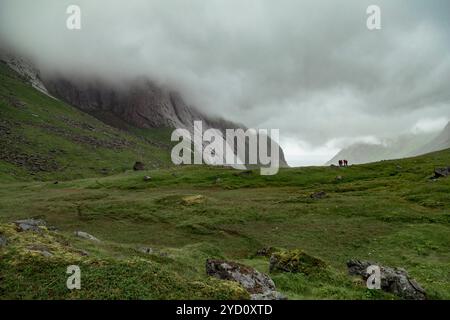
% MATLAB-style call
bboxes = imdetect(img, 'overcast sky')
[1,0,449,165]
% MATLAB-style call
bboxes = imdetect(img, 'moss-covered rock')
[269,249,326,275]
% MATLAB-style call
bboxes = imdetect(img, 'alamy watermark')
[66,5,81,30]
[171,121,280,175]
[366,265,381,290]
[65,4,382,32]
[66,265,81,290]
[367,5,381,30]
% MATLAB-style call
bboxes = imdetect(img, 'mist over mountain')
[42,74,288,167]
[326,124,450,165]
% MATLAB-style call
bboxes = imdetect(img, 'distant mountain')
[411,122,450,156]
[325,127,448,165]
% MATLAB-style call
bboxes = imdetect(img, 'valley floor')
[0,150,449,299]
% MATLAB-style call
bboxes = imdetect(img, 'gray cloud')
[1,0,449,165]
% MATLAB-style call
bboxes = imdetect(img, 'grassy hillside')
[0,148,449,299]
[0,61,173,182]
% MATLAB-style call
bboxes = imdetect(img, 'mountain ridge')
[326,126,449,165]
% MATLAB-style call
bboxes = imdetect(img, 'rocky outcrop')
[347,259,427,300]
[0,53,53,98]
[14,219,46,232]
[206,259,286,300]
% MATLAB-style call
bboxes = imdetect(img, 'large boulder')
[269,249,326,275]
[206,259,286,300]
[347,259,426,300]
[14,219,46,232]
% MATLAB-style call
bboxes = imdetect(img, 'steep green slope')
[0,149,449,299]
[0,62,173,182]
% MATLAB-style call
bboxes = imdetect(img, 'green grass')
[0,149,449,299]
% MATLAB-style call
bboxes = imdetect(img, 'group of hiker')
[338,159,349,167]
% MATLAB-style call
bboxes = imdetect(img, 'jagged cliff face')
[42,77,240,131]
[42,76,288,167]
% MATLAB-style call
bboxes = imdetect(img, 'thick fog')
[1,0,449,165]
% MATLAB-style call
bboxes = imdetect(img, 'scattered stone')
[133,161,145,171]
[182,195,205,205]
[143,176,152,181]
[251,291,287,300]
[256,246,277,257]
[0,235,7,247]
[269,249,326,275]
[215,177,222,184]
[335,175,343,181]
[14,219,46,232]
[433,167,450,179]
[310,191,327,199]
[206,259,284,299]
[27,245,53,257]
[75,231,100,242]
[347,259,426,300]
[138,247,154,254]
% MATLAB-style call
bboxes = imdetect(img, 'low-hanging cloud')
[1,0,449,165]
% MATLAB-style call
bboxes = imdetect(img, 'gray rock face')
[347,259,426,300]
[75,231,100,242]
[206,259,285,300]
[14,219,46,232]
